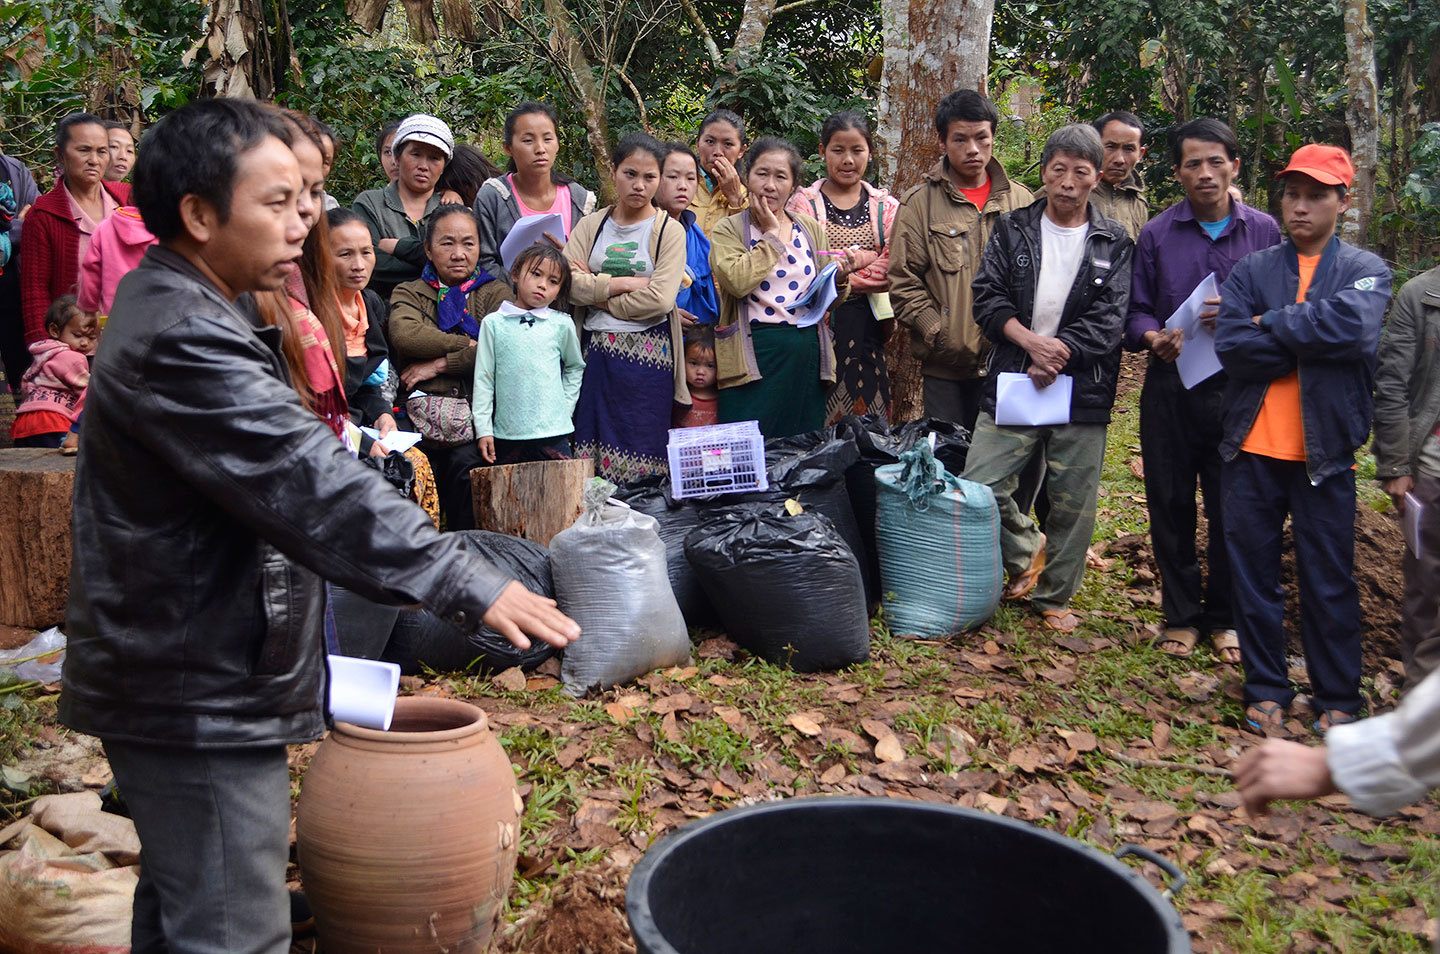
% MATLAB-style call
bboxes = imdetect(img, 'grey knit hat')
[393,113,454,159]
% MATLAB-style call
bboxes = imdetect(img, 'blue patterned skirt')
[574,323,673,482]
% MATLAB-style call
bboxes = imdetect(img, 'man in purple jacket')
[1126,119,1281,663]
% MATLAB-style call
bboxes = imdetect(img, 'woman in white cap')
[352,113,453,300]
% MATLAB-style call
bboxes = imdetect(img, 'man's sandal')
[1313,709,1358,733]
[1039,608,1081,633]
[1002,534,1047,601]
[1209,629,1241,664]
[1244,701,1288,737]
[1156,626,1200,659]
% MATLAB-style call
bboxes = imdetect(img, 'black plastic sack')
[381,530,557,674]
[891,417,972,475]
[613,476,718,629]
[684,507,869,672]
[362,451,416,498]
[762,431,872,601]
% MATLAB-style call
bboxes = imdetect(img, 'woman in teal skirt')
[709,137,864,439]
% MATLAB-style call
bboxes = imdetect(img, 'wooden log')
[0,450,75,629]
[470,457,594,546]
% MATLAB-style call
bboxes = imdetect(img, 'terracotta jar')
[296,696,521,953]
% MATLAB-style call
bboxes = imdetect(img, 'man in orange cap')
[1214,144,1392,737]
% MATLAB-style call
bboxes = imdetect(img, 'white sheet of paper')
[1402,491,1424,559]
[994,371,1072,426]
[787,263,840,329]
[1164,272,1223,389]
[327,654,400,730]
[360,426,423,454]
[500,213,564,273]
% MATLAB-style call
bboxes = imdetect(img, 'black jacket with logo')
[970,197,1134,425]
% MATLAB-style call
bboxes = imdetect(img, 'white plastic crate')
[667,420,769,498]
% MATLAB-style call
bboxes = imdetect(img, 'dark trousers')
[1141,365,1232,632]
[492,434,572,465]
[102,740,293,954]
[428,442,484,531]
[922,375,985,435]
[1223,451,1362,714]
[14,432,64,448]
[1402,472,1440,688]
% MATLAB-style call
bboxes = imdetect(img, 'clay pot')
[296,696,521,953]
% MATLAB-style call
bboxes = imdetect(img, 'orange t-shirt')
[960,180,991,210]
[1241,254,1319,460]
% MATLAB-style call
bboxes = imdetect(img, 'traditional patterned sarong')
[573,323,673,482]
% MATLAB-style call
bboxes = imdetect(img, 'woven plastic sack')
[685,505,869,672]
[613,476,718,628]
[382,531,558,674]
[875,443,1001,637]
[552,479,690,694]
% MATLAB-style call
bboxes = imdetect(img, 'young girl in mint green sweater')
[473,243,585,464]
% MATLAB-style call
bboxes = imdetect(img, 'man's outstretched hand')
[481,581,580,650]
[1234,738,1337,817]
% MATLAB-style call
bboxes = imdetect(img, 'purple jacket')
[1125,198,1281,351]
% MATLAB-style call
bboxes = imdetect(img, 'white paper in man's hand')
[1165,272,1223,389]
[1402,492,1424,559]
[360,426,423,454]
[995,371,1072,426]
[500,213,564,273]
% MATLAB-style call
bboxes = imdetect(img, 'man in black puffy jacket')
[962,123,1134,634]
[59,99,578,954]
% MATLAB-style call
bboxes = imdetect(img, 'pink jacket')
[78,206,155,315]
[786,180,900,294]
[16,338,89,421]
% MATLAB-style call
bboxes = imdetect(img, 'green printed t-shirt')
[583,214,662,332]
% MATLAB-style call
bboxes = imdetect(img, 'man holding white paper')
[1125,118,1280,662]
[963,124,1133,634]
[1372,263,1440,688]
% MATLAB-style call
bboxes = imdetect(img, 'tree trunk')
[725,0,780,70]
[1342,0,1379,245]
[0,450,74,630]
[875,0,994,425]
[1427,38,1440,122]
[470,458,595,546]
[543,0,615,201]
[198,0,278,99]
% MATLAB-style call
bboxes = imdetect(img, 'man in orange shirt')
[1214,145,1392,736]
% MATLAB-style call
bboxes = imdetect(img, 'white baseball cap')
[393,113,454,160]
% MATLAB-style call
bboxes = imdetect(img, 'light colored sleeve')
[471,316,497,439]
[709,214,782,299]
[1327,668,1440,815]
[563,213,612,305]
[558,318,585,414]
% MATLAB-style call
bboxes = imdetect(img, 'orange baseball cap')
[1277,144,1354,187]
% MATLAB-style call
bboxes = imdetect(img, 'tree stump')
[470,457,594,546]
[0,449,75,629]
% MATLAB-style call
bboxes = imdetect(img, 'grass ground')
[0,358,1433,953]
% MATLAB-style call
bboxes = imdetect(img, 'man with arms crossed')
[59,99,578,954]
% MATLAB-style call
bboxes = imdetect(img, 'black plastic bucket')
[626,797,1190,954]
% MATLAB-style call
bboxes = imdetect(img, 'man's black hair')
[934,90,999,139]
[132,99,293,244]
[1169,118,1239,166]
[1092,111,1144,139]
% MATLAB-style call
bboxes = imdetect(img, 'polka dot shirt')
[743,220,817,325]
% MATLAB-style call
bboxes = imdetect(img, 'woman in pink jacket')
[77,205,155,319]
[787,111,900,425]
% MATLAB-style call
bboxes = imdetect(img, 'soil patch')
[495,861,634,954]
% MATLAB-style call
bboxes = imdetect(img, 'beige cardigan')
[563,207,691,405]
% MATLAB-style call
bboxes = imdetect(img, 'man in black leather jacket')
[961,123,1134,635]
[59,99,578,954]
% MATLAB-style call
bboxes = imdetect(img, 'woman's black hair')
[819,111,874,153]
[436,143,501,208]
[55,112,106,155]
[697,109,746,144]
[132,98,293,243]
[424,203,479,249]
[325,207,365,231]
[611,132,666,170]
[743,136,803,183]
[500,101,573,185]
[511,242,572,306]
[44,295,82,334]
[376,120,401,160]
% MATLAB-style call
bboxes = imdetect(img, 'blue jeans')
[102,740,293,954]
[1222,451,1362,714]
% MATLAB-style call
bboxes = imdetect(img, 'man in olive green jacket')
[889,89,1033,432]
[1374,264,1440,687]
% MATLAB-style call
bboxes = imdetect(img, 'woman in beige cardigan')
[710,137,862,439]
[563,133,687,482]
